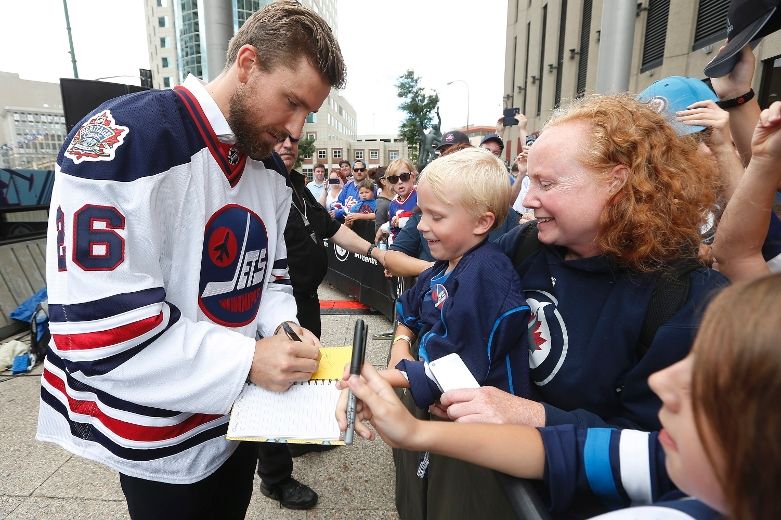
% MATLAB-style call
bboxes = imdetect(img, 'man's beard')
[227,87,277,161]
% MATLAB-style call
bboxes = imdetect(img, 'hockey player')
[36,3,345,518]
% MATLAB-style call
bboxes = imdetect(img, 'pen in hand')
[345,319,367,445]
[281,321,302,342]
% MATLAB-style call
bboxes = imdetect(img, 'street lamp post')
[447,80,470,132]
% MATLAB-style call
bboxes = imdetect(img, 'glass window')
[158,16,167,28]
[306,112,317,124]
[369,150,379,160]
[156,0,165,6]
[306,132,316,140]
[317,149,327,159]
[161,57,169,68]
[163,77,171,88]
[354,150,364,160]
[160,36,168,48]
[333,149,342,159]
[389,150,399,161]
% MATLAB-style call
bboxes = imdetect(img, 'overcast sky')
[0,0,507,135]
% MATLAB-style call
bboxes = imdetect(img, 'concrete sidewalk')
[0,283,398,519]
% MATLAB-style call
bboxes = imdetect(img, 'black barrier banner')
[324,221,394,319]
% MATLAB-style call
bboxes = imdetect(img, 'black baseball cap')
[480,133,504,151]
[437,130,470,150]
[704,0,781,77]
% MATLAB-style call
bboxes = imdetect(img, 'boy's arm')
[379,368,410,388]
[387,323,416,369]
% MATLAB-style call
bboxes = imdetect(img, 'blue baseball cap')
[637,76,719,135]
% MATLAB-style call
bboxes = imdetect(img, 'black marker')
[281,321,302,342]
[345,319,367,444]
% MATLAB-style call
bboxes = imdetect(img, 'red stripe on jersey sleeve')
[43,368,223,442]
[53,312,164,351]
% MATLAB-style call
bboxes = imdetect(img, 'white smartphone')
[428,353,480,392]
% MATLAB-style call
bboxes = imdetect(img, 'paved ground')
[0,283,398,519]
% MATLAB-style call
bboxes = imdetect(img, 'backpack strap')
[636,259,701,360]
[512,221,542,267]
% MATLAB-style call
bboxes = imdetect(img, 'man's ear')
[473,212,496,235]
[608,165,629,194]
[235,45,258,84]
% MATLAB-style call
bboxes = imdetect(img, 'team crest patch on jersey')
[199,205,269,327]
[526,290,569,386]
[431,284,448,309]
[64,110,129,164]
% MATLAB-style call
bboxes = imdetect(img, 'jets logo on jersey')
[199,205,268,327]
[64,110,129,164]
[526,290,569,386]
[431,284,448,310]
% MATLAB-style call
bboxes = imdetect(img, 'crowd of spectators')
[325,37,781,520]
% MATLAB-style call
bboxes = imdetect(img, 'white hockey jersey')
[36,75,297,484]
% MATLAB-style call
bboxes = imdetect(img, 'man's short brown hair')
[314,163,326,171]
[226,1,346,88]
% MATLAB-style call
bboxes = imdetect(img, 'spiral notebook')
[226,346,351,444]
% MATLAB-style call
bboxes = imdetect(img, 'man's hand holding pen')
[248,321,321,392]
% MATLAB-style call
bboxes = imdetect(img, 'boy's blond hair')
[419,148,510,229]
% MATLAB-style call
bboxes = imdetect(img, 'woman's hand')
[439,386,546,427]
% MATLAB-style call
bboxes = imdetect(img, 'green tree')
[295,136,315,170]
[396,70,439,163]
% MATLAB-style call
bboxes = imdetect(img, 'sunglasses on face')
[387,172,412,184]
[354,167,366,172]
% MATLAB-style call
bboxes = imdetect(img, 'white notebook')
[226,346,350,444]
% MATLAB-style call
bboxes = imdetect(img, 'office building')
[142,0,402,180]
[502,0,781,160]
[0,72,66,170]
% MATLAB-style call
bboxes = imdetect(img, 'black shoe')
[288,443,339,458]
[260,477,318,510]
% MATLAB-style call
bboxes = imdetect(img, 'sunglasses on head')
[387,172,412,184]
[354,167,366,172]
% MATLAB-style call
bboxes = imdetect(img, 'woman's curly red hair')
[545,94,720,272]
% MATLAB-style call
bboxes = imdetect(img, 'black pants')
[294,291,321,339]
[256,442,294,485]
[119,442,258,520]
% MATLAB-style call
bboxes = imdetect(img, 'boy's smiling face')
[416,181,493,271]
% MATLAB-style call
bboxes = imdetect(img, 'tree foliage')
[396,70,439,163]
[295,136,316,170]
